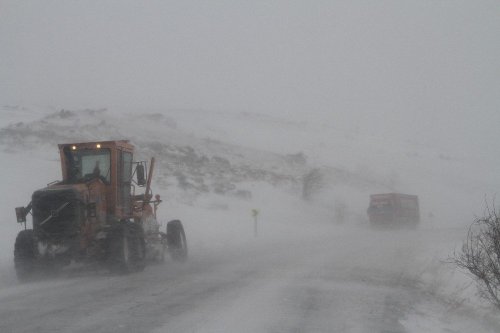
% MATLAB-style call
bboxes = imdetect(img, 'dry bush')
[453,203,500,309]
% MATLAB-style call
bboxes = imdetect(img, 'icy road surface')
[0,226,496,333]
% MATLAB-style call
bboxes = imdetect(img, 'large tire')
[108,222,145,273]
[167,220,187,262]
[14,229,37,281]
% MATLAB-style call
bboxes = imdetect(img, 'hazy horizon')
[2,2,499,129]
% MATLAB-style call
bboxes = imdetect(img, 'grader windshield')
[63,146,111,183]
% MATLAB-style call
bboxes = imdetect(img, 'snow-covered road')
[1,226,495,333]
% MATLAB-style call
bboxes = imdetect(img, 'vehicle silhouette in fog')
[367,193,420,228]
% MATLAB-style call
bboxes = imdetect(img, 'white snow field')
[0,107,499,332]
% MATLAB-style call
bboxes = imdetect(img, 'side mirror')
[87,203,97,218]
[15,207,26,223]
[136,164,146,186]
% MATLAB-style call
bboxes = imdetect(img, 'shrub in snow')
[453,202,500,310]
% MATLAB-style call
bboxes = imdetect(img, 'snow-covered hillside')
[2,106,497,227]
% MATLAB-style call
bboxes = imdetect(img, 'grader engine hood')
[32,187,84,240]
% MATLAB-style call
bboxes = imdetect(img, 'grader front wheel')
[167,220,187,262]
[14,229,37,281]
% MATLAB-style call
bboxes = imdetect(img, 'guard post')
[251,208,259,238]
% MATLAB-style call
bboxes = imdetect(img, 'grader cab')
[14,140,187,281]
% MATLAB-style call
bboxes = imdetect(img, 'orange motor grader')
[14,140,187,280]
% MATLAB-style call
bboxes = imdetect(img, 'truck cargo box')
[367,193,419,228]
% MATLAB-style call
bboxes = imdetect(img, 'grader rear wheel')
[108,222,145,273]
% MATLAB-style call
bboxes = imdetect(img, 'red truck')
[367,193,420,228]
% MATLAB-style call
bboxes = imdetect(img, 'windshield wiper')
[40,202,70,226]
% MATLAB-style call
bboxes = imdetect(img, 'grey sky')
[1,1,499,148]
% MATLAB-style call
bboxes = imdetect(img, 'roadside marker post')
[252,209,259,238]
